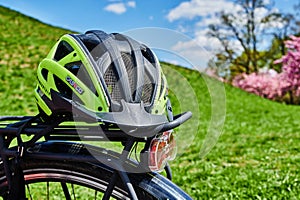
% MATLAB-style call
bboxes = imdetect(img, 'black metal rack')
[0,111,192,200]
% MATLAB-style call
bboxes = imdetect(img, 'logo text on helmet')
[66,76,84,95]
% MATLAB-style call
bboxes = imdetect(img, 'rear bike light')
[148,131,177,172]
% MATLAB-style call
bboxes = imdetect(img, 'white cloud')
[176,25,188,33]
[167,0,236,22]
[104,3,127,14]
[104,1,136,14]
[196,13,220,27]
[171,38,220,69]
[127,1,136,8]
[167,0,281,68]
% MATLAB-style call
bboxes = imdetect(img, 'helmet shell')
[35,30,168,118]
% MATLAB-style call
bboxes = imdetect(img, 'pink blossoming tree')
[232,35,300,104]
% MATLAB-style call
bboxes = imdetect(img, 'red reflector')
[148,131,177,172]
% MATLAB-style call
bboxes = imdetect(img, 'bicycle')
[0,101,192,199]
[0,30,193,199]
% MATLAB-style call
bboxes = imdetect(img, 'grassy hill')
[0,6,71,115]
[0,5,299,199]
[166,64,300,199]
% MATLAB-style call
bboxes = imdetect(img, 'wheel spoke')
[95,190,97,200]
[47,182,49,200]
[61,182,72,200]
[72,183,76,200]
[0,163,138,199]
[26,184,32,200]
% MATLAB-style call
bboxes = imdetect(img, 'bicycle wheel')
[0,141,192,199]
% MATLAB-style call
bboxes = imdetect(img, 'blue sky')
[0,0,184,33]
[0,0,297,69]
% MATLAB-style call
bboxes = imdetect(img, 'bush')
[232,69,289,101]
[232,35,300,104]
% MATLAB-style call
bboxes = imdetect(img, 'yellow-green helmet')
[35,30,169,119]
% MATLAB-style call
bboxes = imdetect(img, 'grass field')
[166,65,300,199]
[0,6,299,199]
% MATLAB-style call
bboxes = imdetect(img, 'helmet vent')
[141,47,156,68]
[53,74,85,106]
[104,64,122,102]
[53,74,72,98]
[65,62,97,96]
[54,40,74,61]
[159,75,165,99]
[141,71,154,105]
[41,68,49,81]
[121,52,137,101]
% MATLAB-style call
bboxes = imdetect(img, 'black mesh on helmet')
[103,64,122,102]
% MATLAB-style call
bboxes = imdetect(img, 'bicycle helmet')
[35,30,170,124]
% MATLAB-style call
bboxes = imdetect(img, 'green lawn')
[0,6,299,199]
[165,64,300,199]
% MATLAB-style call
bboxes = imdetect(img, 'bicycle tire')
[0,141,192,200]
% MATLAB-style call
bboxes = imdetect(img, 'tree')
[263,13,295,54]
[274,35,300,104]
[233,35,300,104]
[208,0,295,76]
